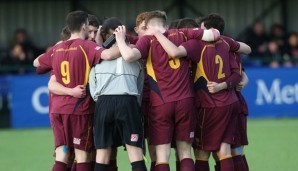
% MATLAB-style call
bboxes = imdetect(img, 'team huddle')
[33,10,251,171]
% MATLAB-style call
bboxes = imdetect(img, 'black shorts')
[94,95,144,149]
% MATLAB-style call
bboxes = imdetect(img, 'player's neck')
[69,32,85,40]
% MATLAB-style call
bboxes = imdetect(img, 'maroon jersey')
[48,39,104,115]
[232,52,249,115]
[135,28,205,106]
[182,36,241,107]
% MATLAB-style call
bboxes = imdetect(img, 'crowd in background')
[0,19,298,74]
[239,19,298,67]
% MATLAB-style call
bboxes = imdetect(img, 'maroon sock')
[220,157,234,171]
[107,160,118,171]
[155,163,170,171]
[233,155,248,171]
[214,161,220,171]
[176,160,180,171]
[180,158,194,171]
[52,161,67,171]
[195,160,209,171]
[70,162,76,171]
[150,162,156,171]
[76,163,91,171]
[242,155,249,171]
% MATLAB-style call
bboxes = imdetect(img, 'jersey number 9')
[61,61,70,84]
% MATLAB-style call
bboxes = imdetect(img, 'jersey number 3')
[61,61,70,84]
[215,55,225,79]
[168,55,180,69]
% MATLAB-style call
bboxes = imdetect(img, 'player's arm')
[154,31,187,58]
[236,71,249,91]
[100,46,122,60]
[237,42,251,55]
[181,28,220,41]
[33,54,43,67]
[115,25,142,62]
[88,67,97,101]
[95,25,103,46]
[48,75,86,98]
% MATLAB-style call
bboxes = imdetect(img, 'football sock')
[70,161,76,171]
[195,160,209,171]
[233,155,248,171]
[131,160,147,171]
[176,160,180,171]
[214,161,221,171]
[220,156,234,171]
[242,155,249,171]
[155,163,170,171]
[76,162,91,171]
[95,163,109,171]
[150,161,156,171]
[180,158,194,171]
[107,160,118,171]
[52,161,67,171]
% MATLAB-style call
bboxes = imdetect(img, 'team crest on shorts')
[130,134,139,142]
[73,138,81,145]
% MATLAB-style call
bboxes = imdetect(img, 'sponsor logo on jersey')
[73,138,81,145]
[190,131,194,138]
[130,134,139,142]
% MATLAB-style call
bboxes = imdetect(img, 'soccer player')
[38,10,120,171]
[114,10,220,171]
[87,14,101,42]
[89,17,146,171]
[150,13,251,171]
[230,52,249,171]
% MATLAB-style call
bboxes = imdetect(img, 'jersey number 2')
[61,61,70,84]
[215,55,225,79]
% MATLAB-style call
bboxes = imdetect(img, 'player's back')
[146,30,194,106]
[194,36,239,107]
[51,38,97,115]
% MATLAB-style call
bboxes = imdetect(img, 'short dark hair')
[88,14,101,28]
[66,10,88,33]
[102,17,122,34]
[195,16,207,26]
[177,18,199,29]
[145,10,167,27]
[169,19,181,29]
[60,26,71,41]
[204,13,225,34]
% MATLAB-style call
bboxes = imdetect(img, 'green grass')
[0,119,297,171]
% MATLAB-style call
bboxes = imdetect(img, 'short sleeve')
[222,36,240,52]
[181,39,203,63]
[84,41,105,66]
[36,47,54,74]
[178,28,204,40]
[135,36,152,59]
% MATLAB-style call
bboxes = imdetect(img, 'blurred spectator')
[270,23,286,49]
[1,43,33,74]
[10,29,42,63]
[245,19,268,60]
[283,32,298,66]
[0,28,44,74]
[265,39,283,67]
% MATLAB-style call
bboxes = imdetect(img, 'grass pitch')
[0,118,297,171]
